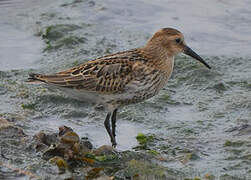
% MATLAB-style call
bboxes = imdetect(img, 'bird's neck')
[139,44,174,72]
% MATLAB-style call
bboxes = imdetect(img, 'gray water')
[0,0,251,179]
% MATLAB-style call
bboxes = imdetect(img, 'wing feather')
[28,48,164,95]
[28,49,151,94]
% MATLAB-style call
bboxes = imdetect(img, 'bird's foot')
[111,138,117,148]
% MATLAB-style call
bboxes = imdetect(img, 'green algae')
[43,41,53,51]
[21,103,37,110]
[135,133,155,149]
[158,93,180,105]
[95,154,117,162]
[41,24,86,51]
[43,36,87,51]
[224,140,244,147]
[159,94,170,101]
[55,36,87,48]
[42,24,81,41]
[124,159,167,180]
[184,178,201,180]
[147,149,159,156]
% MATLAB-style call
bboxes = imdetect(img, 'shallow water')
[0,0,251,179]
[0,25,42,71]
[0,0,44,71]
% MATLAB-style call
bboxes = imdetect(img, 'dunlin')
[28,28,210,147]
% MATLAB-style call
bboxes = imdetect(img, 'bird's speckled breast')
[106,57,175,108]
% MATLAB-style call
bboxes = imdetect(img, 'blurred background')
[0,0,251,179]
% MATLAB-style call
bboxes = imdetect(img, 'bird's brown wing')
[28,50,154,94]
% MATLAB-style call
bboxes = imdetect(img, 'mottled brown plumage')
[28,28,210,147]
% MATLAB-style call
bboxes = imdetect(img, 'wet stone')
[80,137,93,150]
[92,145,115,156]
[34,131,58,146]
[33,131,58,152]
[49,156,69,174]
[60,131,80,144]
[42,130,85,160]
[0,118,26,138]
[59,125,73,136]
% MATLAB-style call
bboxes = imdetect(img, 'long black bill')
[184,45,211,69]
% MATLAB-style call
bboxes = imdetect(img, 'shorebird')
[28,28,210,147]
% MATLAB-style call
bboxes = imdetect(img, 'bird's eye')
[175,38,181,44]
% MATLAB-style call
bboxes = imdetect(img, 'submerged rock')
[33,131,58,152]
[0,118,26,138]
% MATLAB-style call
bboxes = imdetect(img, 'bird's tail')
[25,73,45,84]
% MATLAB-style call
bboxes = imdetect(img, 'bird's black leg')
[111,109,117,138]
[104,112,116,147]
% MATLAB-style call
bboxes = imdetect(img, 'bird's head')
[146,28,211,69]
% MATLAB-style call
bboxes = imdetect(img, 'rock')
[49,156,69,174]
[34,131,58,146]
[0,118,26,138]
[92,145,116,156]
[85,167,104,179]
[80,137,93,150]
[60,131,80,145]
[33,131,58,152]
[59,125,73,136]
[40,125,93,160]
